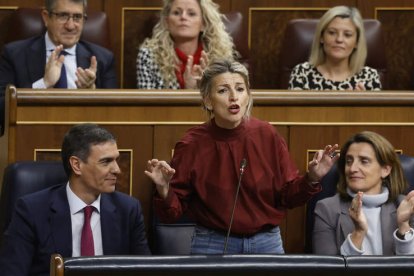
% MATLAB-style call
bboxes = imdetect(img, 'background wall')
[0,0,414,89]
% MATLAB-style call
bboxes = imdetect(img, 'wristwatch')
[396,228,414,240]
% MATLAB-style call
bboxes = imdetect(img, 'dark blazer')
[313,193,397,255]
[0,35,118,91]
[0,184,151,276]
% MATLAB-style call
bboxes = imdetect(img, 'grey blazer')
[313,193,397,255]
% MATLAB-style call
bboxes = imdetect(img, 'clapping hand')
[44,45,65,88]
[76,56,97,89]
[397,190,414,235]
[183,50,208,89]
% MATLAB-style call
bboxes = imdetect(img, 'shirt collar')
[45,32,77,55]
[66,182,101,215]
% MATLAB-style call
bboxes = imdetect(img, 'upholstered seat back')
[0,161,67,242]
[153,221,195,255]
[4,8,111,50]
[305,154,414,252]
[279,19,387,89]
[223,12,249,67]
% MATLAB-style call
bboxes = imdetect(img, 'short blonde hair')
[140,0,237,88]
[309,6,367,75]
[200,60,253,119]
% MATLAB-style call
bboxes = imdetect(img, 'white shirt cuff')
[32,78,47,89]
[340,233,365,256]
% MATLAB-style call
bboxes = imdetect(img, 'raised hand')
[308,144,339,182]
[144,159,176,199]
[183,50,208,89]
[76,56,97,89]
[44,45,65,88]
[349,191,368,249]
[397,190,414,235]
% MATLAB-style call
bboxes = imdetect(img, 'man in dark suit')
[0,0,117,135]
[0,123,151,276]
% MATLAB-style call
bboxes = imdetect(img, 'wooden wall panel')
[360,0,414,90]
[377,9,414,90]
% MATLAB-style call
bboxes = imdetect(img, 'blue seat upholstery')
[305,154,414,253]
[0,161,67,244]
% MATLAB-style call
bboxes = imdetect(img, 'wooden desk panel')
[3,87,414,253]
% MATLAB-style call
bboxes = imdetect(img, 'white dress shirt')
[66,183,103,256]
[32,33,78,89]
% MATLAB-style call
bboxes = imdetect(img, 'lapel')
[26,36,47,84]
[338,199,354,239]
[49,185,72,257]
[380,202,397,255]
[75,42,91,72]
[100,193,121,254]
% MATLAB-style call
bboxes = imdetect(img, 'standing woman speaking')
[145,60,339,254]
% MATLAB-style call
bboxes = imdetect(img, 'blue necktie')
[54,51,68,88]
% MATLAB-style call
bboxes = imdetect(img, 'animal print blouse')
[288,62,382,91]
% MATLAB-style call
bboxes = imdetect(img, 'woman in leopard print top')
[289,6,381,91]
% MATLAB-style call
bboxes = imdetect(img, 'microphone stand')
[223,159,247,254]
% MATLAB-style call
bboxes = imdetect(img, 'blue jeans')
[190,225,285,254]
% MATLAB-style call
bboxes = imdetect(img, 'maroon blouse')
[154,117,321,235]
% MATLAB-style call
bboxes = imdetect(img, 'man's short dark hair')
[61,123,116,177]
[45,0,87,13]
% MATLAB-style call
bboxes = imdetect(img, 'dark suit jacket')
[0,184,151,276]
[0,35,118,137]
[0,35,118,91]
[313,193,397,255]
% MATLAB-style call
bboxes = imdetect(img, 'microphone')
[223,158,247,254]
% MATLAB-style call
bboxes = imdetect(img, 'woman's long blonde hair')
[141,0,237,87]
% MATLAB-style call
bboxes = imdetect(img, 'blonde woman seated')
[313,131,414,255]
[137,0,237,89]
[289,6,381,91]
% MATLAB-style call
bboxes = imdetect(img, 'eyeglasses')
[49,12,87,23]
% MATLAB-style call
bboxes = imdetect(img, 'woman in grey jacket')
[313,131,414,255]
